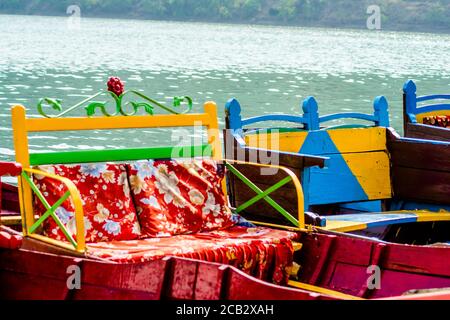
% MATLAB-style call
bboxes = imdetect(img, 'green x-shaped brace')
[225,163,299,227]
[22,172,78,248]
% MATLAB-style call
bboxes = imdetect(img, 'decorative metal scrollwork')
[37,77,193,118]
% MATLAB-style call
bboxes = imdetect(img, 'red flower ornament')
[107,76,125,96]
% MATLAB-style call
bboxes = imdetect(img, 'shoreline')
[1,11,449,35]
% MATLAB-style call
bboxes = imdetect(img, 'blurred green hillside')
[1,0,449,32]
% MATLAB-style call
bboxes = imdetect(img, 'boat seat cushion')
[33,164,141,243]
[423,115,450,128]
[127,159,233,238]
[87,225,298,285]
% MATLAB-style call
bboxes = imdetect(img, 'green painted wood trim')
[236,176,292,213]
[225,163,299,227]
[29,145,212,165]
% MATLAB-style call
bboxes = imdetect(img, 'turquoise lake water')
[1,14,449,161]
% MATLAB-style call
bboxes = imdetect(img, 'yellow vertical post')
[204,101,222,160]
[11,105,34,235]
[204,101,227,197]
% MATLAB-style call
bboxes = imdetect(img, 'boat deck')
[321,211,450,232]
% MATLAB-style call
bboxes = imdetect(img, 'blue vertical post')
[225,98,243,133]
[373,96,390,127]
[403,80,417,131]
[302,97,320,131]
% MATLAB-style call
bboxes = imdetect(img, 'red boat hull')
[1,229,449,300]
[0,247,331,300]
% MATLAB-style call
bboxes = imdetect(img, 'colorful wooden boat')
[403,80,450,141]
[224,95,450,242]
[1,82,450,300]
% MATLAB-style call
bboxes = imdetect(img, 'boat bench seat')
[87,225,298,284]
[30,159,299,285]
[10,101,304,286]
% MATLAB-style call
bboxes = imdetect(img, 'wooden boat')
[2,224,450,300]
[224,95,450,242]
[403,80,450,141]
[1,82,450,300]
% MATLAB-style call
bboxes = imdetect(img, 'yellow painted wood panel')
[415,211,450,222]
[319,220,368,232]
[328,127,387,154]
[25,112,212,132]
[244,132,308,153]
[245,128,387,155]
[341,151,392,200]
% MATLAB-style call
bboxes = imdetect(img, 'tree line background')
[1,0,449,32]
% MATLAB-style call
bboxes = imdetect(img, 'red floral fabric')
[33,164,141,243]
[127,159,233,238]
[87,226,298,285]
[423,116,450,128]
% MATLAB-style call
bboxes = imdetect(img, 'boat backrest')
[404,80,450,125]
[11,101,223,244]
[225,96,392,210]
[12,103,221,167]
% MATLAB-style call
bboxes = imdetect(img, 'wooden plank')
[226,268,333,300]
[326,127,387,154]
[0,215,22,226]
[166,258,198,300]
[25,112,212,132]
[223,130,326,169]
[0,249,77,300]
[389,136,450,172]
[74,258,169,300]
[405,122,450,142]
[382,245,450,277]
[297,233,337,285]
[340,152,391,201]
[29,145,211,165]
[299,231,450,299]
[392,166,450,205]
[245,127,387,155]
[389,127,450,205]
[370,270,450,299]
[230,163,302,186]
[244,131,308,153]
[194,263,226,300]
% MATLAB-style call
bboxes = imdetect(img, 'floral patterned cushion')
[423,115,450,128]
[33,163,141,243]
[87,226,298,285]
[127,159,234,238]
